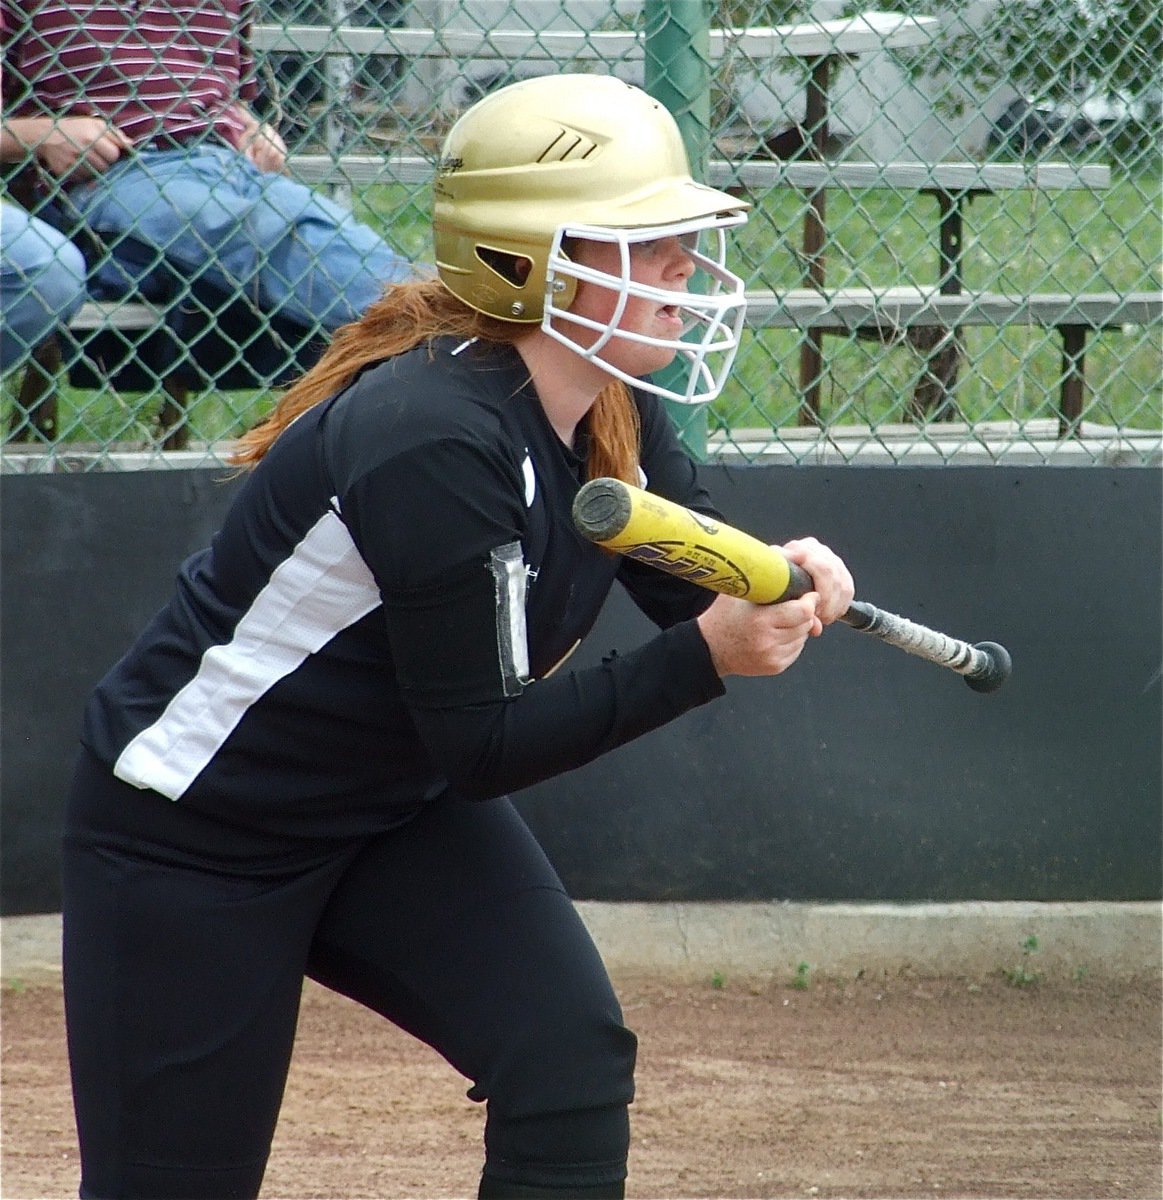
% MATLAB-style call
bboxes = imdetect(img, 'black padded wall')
[2,464,1159,913]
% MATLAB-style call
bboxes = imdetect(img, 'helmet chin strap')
[542,216,748,405]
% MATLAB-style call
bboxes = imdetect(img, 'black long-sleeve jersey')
[81,337,726,836]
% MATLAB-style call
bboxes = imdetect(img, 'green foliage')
[878,0,1162,155]
[994,1,1161,100]
[1002,934,1044,988]
[3,174,1158,452]
[717,0,813,27]
[792,960,812,989]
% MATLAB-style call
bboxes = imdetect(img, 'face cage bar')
[542,213,749,405]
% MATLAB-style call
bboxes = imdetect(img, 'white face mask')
[541,212,749,405]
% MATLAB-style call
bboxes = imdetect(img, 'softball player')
[63,74,854,1199]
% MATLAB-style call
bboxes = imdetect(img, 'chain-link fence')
[2,0,1160,469]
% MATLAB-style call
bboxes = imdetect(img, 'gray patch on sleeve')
[489,542,531,697]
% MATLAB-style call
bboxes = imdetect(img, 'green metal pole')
[643,0,713,460]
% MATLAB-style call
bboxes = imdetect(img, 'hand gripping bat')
[572,477,1012,694]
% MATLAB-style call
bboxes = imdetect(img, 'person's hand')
[241,121,287,173]
[696,537,854,678]
[780,536,854,627]
[11,115,131,182]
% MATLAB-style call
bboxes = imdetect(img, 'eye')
[628,239,664,260]
[630,233,700,259]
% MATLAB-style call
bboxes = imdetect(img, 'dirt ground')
[2,969,1159,1200]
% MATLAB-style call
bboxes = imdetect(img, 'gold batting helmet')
[433,73,748,323]
[432,74,751,403]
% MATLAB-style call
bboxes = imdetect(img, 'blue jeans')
[0,201,87,371]
[56,145,411,334]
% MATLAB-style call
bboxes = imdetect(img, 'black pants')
[62,750,635,1199]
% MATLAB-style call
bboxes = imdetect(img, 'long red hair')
[230,279,641,482]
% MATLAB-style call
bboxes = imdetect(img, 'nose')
[668,238,697,283]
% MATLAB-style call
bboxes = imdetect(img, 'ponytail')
[230,280,640,483]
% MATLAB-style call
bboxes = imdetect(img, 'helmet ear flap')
[476,246,532,287]
[544,235,579,317]
[438,234,550,319]
[468,240,579,322]
[469,243,580,320]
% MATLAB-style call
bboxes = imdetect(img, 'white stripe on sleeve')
[114,509,380,799]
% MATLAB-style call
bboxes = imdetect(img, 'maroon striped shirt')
[1,1,259,150]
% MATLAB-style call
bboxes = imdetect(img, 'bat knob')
[965,641,1013,694]
[573,478,632,543]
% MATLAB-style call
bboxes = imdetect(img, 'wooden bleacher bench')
[10,299,188,448]
[280,154,1114,211]
[9,19,1151,449]
[271,151,1140,430]
[69,300,165,330]
[53,286,1159,442]
[254,18,1139,429]
[743,288,1163,432]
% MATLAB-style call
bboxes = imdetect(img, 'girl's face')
[561,233,698,378]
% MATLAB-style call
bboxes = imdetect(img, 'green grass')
[718,318,1162,432]
[3,171,1159,452]
[720,171,1162,431]
[735,175,1160,294]
[1001,935,1044,988]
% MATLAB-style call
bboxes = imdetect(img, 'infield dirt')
[2,968,1159,1199]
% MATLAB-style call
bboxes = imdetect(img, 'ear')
[476,246,533,286]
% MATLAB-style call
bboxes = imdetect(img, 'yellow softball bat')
[571,476,1013,694]
[571,477,808,604]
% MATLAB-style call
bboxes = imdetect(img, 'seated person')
[0,1,412,379]
[0,199,87,370]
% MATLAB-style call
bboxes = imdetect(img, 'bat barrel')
[573,477,800,603]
